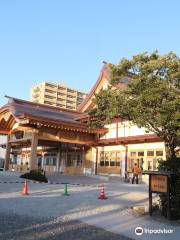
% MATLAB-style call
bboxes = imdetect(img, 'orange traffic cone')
[98,184,107,200]
[22,180,29,195]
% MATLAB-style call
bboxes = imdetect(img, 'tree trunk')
[165,142,176,160]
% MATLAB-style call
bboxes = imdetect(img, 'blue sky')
[0,0,180,106]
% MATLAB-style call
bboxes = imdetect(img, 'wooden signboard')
[151,175,167,193]
[142,171,174,219]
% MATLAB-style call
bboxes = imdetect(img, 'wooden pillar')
[144,147,148,170]
[125,145,128,180]
[4,135,11,171]
[29,131,38,170]
[149,174,152,216]
[56,143,61,172]
[95,147,98,175]
[65,143,68,170]
[167,176,171,220]
[81,145,85,167]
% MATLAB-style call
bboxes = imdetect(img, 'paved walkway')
[0,171,179,240]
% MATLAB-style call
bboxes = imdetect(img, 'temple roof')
[78,63,132,112]
[0,96,106,134]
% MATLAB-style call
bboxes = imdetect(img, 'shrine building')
[0,63,166,177]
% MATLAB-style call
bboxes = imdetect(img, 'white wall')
[100,120,152,139]
[127,142,165,151]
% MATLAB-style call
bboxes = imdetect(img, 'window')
[66,153,83,167]
[77,155,82,166]
[148,159,158,170]
[44,101,54,105]
[100,161,105,166]
[104,152,109,166]
[156,151,163,156]
[44,153,57,166]
[130,152,136,157]
[105,161,109,166]
[140,158,144,168]
[153,158,160,170]
[100,152,105,166]
[138,151,144,156]
[110,152,116,166]
[66,100,74,104]
[116,152,121,166]
[129,150,144,170]
[14,131,24,139]
[57,97,65,101]
[99,151,121,167]
[11,155,17,164]
[67,154,73,166]
[57,92,66,96]
[103,82,108,90]
[67,94,75,99]
[56,103,66,108]
[148,160,153,170]
[46,83,57,89]
[67,89,76,94]
[77,97,83,101]
[100,152,104,159]
[67,106,76,110]
[78,92,85,97]
[44,94,56,99]
[104,152,109,160]
[129,159,135,170]
[45,89,56,94]
[52,157,56,166]
[147,151,154,156]
[116,161,121,166]
[58,86,66,91]
[110,161,115,166]
[105,152,109,166]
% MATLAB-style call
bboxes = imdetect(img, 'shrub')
[20,169,48,183]
[158,156,180,220]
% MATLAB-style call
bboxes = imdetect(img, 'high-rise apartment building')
[30,82,87,110]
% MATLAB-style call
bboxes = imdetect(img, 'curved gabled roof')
[0,96,107,134]
[78,62,133,113]
[77,63,111,112]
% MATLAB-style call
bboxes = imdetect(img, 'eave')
[95,134,162,146]
[20,114,107,135]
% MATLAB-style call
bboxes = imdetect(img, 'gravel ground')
[1,172,179,240]
[0,213,132,240]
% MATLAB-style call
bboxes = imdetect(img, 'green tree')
[89,51,180,159]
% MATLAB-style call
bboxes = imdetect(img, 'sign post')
[143,171,173,219]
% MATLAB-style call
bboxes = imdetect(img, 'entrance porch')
[0,97,106,174]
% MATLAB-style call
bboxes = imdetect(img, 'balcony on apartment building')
[45,83,57,92]
[57,86,67,93]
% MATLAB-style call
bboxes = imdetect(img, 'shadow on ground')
[0,213,132,240]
